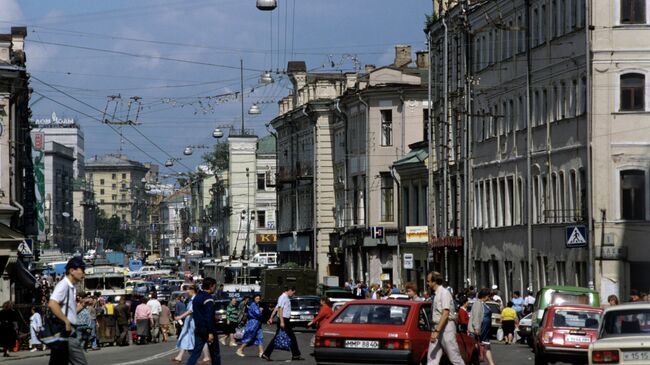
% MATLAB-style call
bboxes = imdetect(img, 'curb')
[0,351,50,362]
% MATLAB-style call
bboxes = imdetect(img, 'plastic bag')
[273,329,291,351]
[496,328,504,342]
[234,326,244,340]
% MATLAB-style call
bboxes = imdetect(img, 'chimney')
[394,44,412,68]
[345,72,358,89]
[364,64,376,74]
[416,50,429,69]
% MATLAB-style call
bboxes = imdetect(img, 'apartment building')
[428,0,650,300]
[272,61,346,282]
[85,154,149,226]
[335,46,429,287]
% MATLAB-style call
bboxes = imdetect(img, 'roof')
[603,302,650,313]
[393,145,428,167]
[85,154,148,171]
[257,134,276,155]
[540,285,599,294]
[287,61,306,73]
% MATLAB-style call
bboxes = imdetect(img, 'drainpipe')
[335,98,350,280]
[399,89,406,156]
[442,16,449,282]
[358,93,370,282]
[462,0,472,288]
[427,30,433,271]
[525,0,534,292]
[585,0,594,290]
[390,166,402,288]
[11,200,24,217]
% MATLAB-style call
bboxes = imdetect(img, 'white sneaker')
[30,348,38,352]
[236,350,245,357]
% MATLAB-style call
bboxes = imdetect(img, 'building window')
[532,8,539,46]
[380,173,394,222]
[121,194,126,201]
[621,0,646,24]
[112,173,116,180]
[621,73,645,111]
[100,179,105,185]
[100,189,105,195]
[558,0,566,35]
[112,184,116,190]
[100,199,105,204]
[257,173,266,190]
[112,194,117,201]
[541,5,547,43]
[423,108,429,141]
[517,15,525,53]
[122,173,126,179]
[621,169,646,220]
[380,110,393,146]
[551,0,558,37]
[257,210,266,228]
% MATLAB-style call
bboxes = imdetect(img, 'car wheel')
[534,353,548,365]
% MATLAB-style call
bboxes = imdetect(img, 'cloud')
[0,0,23,24]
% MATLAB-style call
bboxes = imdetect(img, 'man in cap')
[48,257,89,365]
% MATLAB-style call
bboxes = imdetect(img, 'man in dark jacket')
[187,278,220,365]
[115,297,130,346]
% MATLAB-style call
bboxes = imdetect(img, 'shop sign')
[595,246,627,260]
[405,226,428,243]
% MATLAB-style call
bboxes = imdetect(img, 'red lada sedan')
[534,304,604,365]
[314,300,478,365]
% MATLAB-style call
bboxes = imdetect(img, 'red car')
[534,304,603,365]
[314,299,479,365]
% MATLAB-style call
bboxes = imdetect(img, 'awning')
[0,222,24,244]
[10,259,38,289]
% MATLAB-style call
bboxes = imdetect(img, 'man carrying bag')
[47,257,88,365]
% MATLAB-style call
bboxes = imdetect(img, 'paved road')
[1,328,581,365]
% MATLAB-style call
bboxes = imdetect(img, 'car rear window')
[291,299,320,309]
[552,310,600,328]
[550,292,590,306]
[331,304,410,325]
[601,309,650,338]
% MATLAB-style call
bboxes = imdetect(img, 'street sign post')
[18,239,33,256]
[403,253,414,269]
[209,227,218,237]
[566,225,588,248]
[371,226,384,240]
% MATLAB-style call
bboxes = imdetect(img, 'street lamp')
[248,104,261,115]
[184,147,193,156]
[212,128,224,139]
[260,71,274,84]
[256,0,277,11]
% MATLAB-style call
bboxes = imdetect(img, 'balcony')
[542,209,585,223]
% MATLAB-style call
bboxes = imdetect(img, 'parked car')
[534,304,603,365]
[133,281,156,297]
[323,288,356,304]
[314,300,479,365]
[156,284,172,302]
[290,296,321,328]
[387,294,410,300]
[588,302,650,365]
[517,313,534,346]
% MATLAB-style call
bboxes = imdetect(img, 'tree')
[96,209,136,251]
[202,142,229,172]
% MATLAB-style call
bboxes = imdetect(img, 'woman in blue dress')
[172,285,210,363]
[236,294,264,357]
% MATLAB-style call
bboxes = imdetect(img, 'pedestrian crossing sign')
[18,240,33,256]
[566,225,588,248]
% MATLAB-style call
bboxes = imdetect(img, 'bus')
[83,266,127,297]
[203,260,265,285]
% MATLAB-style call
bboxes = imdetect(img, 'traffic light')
[34,249,40,262]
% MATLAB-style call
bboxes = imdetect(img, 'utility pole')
[525,0,535,293]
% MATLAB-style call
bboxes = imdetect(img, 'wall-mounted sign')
[595,246,627,260]
[32,112,75,126]
[33,132,44,151]
[430,236,463,248]
[403,253,414,269]
[256,234,277,243]
[405,226,428,243]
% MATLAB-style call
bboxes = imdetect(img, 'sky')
[1,0,433,178]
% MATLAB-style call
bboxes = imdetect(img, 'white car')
[588,302,650,364]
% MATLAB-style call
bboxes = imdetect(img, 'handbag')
[273,329,291,351]
[234,326,244,340]
[38,287,70,345]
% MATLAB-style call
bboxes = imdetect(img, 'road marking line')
[112,348,177,365]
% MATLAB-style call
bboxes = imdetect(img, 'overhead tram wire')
[32,91,181,175]
[29,39,267,72]
[31,75,196,171]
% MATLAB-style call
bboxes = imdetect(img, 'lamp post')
[245,167,251,260]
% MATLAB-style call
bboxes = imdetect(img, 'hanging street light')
[256,0,277,11]
[260,71,274,84]
[248,104,261,115]
[184,147,193,156]
[212,128,224,139]
[164,159,174,167]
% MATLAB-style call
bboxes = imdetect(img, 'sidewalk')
[0,349,50,362]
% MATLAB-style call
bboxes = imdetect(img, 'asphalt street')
[0,327,581,365]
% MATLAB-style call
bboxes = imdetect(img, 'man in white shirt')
[262,286,302,361]
[48,257,88,365]
[146,293,162,342]
[426,272,464,365]
[523,290,536,314]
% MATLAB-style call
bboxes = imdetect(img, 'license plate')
[300,315,314,321]
[565,335,590,343]
[345,340,379,349]
[624,351,650,361]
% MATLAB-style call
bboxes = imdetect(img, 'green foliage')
[95,209,142,251]
[202,142,229,172]
[425,13,438,29]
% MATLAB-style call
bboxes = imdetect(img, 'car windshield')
[601,308,650,338]
[291,299,320,309]
[552,310,600,328]
[549,292,590,306]
[331,304,410,325]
